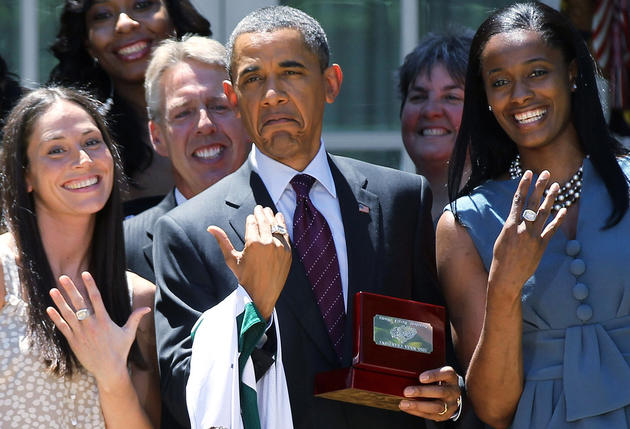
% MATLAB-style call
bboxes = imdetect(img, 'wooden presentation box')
[314,291,445,411]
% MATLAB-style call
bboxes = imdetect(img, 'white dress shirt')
[250,141,349,309]
[174,187,187,206]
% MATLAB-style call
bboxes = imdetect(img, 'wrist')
[95,366,132,394]
[486,279,523,311]
[239,283,277,320]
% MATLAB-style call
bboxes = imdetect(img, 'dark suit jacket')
[153,154,443,429]
[124,190,177,284]
[124,190,184,429]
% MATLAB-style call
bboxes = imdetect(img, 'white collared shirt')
[250,141,349,309]
[174,187,187,206]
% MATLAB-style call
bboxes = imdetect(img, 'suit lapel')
[142,190,177,269]
[226,164,276,245]
[227,162,342,365]
[328,156,381,365]
[223,158,381,367]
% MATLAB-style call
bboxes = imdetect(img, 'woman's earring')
[488,105,492,112]
[571,82,577,91]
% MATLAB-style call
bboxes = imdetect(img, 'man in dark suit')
[124,35,251,283]
[154,6,462,429]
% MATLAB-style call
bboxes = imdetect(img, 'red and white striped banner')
[592,0,630,108]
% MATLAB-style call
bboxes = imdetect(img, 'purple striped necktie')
[290,174,345,361]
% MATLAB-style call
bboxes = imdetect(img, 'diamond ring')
[270,224,287,235]
[75,308,90,321]
[522,209,538,222]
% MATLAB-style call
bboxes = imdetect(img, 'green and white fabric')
[187,286,293,429]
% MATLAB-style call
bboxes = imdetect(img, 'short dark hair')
[0,86,138,375]
[226,5,329,79]
[398,30,473,116]
[448,2,628,228]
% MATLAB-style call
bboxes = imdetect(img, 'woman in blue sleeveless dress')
[437,3,630,428]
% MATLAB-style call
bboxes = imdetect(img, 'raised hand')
[488,170,567,299]
[399,366,462,421]
[46,272,150,385]
[207,205,292,320]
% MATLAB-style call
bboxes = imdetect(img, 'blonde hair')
[145,34,227,121]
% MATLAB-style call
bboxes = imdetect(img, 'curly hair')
[48,0,211,182]
[448,2,628,228]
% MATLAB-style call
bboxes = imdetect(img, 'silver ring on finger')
[522,209,538,222]
[270,224,287,235]
[437,401,448,415]
[75,308,91,321]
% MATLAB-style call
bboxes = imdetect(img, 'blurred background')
[2,0,628,169]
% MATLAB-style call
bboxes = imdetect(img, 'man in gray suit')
[154,6,462,429]
[124,35,251,284]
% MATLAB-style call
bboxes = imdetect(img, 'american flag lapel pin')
[358,203,370,214]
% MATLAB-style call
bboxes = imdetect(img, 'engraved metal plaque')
[373,314,433,354]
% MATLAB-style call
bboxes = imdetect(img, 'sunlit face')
[25,100,114,219]
[150,60,252,199]
[401,63,464,170]
[85,0,174,88]
[481,30,577,152]
[225,28,342,171]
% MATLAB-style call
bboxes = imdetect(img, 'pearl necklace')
[509,154,584,211]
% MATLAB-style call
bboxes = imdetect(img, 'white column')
[191,0,278,44]
[399,0,419,173]
[539,0,561,10]
[20,0,38,86]
[400,0,419,61]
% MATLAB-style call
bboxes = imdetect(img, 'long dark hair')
[448,2,628,228]
[0,87,137,375]
[48,0,211,182]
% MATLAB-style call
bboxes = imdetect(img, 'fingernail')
[399,400,410,409]
[403,387,413,396]
[420,374,430,382]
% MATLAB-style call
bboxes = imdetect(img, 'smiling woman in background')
[398,31,472,220]
[438,2,630,428]
[0,87,160,428]
[49,0,210,211]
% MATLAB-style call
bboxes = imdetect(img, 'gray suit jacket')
[154,154,442,429]
[124,190,177,284]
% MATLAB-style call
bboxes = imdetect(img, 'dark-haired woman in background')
[438,2,630,428]
[49,0,211,211]
[398,30,473,221]
[0,87,159,427]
